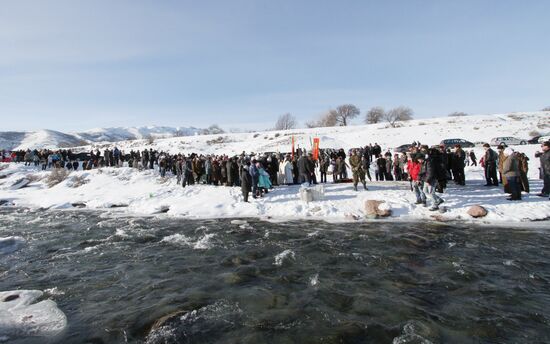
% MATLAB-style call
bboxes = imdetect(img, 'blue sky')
[1,0,549,132]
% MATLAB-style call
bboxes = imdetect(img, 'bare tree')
[542,106,550,111]
[529,130,541,137]
[365,107,385,124]
[384,106,414,127]
[448,112,469,117]
[332,104,360,126]
[305,111,338,128]
[274,113,297,130]
[145,134,155,144]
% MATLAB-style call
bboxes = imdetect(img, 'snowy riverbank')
[1,159,549,224]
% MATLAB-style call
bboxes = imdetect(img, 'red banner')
[313,138,320,160]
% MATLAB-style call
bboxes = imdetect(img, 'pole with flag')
[291,136,295,160]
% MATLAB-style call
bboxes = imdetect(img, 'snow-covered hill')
[2,112,549,154]
[104,111,550,156]
[0,130,88,151]
[0,126,202,151]
[73,126,201,143]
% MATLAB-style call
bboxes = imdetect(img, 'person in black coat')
[453,145,466,185]
[297,155,311,184]
[241,163,252,202]
[372,144,382,159]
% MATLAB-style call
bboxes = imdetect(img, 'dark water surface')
[1,208,550,343]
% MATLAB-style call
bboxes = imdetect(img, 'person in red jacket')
[407,153,425,205]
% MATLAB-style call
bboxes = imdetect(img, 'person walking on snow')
[407,154,425,205]
[418,149,445,211]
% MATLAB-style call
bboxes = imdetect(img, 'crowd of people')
[2,140,550,207]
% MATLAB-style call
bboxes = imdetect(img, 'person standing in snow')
[516,152,530,193]
[249,159,259,198]
[281,155,293,185]
[502,148,521,201]
[375,155,386,181]
[307,153,317,185]
[350,149,367,191]
[241,162,252,202]
[535,141,550,198]
[453,144,466,185]
[319,155,329,183]
[257,162,272,196]
[297,154,311,185]
[483,143,499,186]
[372,143,381,160]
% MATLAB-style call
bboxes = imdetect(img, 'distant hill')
[0,126,202,150]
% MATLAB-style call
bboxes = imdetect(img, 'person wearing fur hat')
[502,148,521,200]
[497,145,507,189]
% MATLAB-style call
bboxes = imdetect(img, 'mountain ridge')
[0,126,203,150]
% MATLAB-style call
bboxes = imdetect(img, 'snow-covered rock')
[0,290,67,341]
[467,205,488,218]
[364,200,392,218]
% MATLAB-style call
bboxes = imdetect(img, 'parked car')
[394,144,413,153]
[439,139,475,149]
[529,133,549,144]
[489,137,527,146]
[538,135,550,143]
[528,136,543,144]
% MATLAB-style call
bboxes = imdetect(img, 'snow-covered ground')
[1,148,549,224]
[1,111,549,223]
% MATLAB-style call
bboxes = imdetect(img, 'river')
[1,208,549,343]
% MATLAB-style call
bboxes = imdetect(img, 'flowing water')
[1,208,550,343]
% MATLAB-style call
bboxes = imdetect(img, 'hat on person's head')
[497,145,505,150]
[543,141,550,148]
[483,143,490,148]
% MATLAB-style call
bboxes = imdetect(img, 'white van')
[489,137,527,146]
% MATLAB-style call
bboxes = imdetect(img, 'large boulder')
[364,200,392,219]
[467,205,488,218]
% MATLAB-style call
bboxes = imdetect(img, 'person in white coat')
[282,156,294,185]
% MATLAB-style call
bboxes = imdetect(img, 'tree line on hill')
[189,104,550,134]
[274,105,550,131]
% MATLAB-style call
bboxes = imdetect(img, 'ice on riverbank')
[0,236,25,255]
[0,290,67,341]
